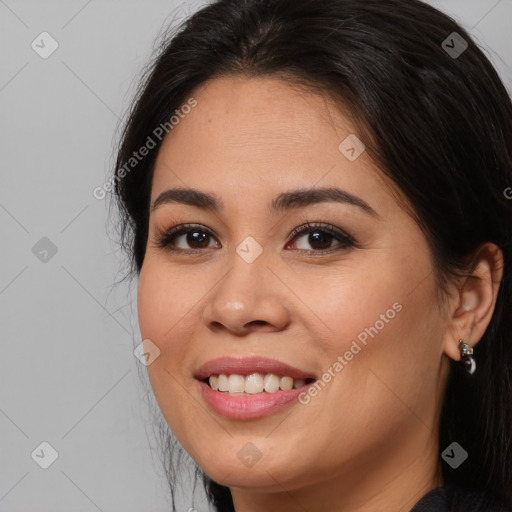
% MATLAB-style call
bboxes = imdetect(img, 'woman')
[113,0,512,510]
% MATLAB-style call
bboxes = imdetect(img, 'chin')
[205,462,302,492]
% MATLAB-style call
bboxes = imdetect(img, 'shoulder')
[410,484,511,512]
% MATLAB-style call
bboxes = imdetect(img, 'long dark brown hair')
[112,0,512,510]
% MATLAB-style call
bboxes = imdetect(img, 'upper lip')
[195,356,317,381]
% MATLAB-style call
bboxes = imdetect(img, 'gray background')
[1,1,511,511]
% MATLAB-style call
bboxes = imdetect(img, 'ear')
[443,242,504,361]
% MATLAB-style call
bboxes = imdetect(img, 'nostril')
[249,320,267,327]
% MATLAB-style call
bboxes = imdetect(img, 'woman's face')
[138,76,451,500]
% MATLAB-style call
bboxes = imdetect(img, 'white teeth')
[228,374,245,393]
[244,373,264,394]
[293,378,306,389]
[207,373,311,394]
[279,376,293,390]
[263,374,280,393]
[217,374,229,392]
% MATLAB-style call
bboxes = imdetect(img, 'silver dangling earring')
[459,339,476,375]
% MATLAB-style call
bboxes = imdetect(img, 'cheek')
[137,259,204,447]
[137,259,197,399]
[137,257,197,346]
[138,260,170,339]
[306,258,409,358]
[309,250,443,439]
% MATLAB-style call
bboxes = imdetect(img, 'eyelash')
[154,220,357,255]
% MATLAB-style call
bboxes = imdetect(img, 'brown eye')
[182,230,211,249]
[287,222,355,253]
[298,230,335,250]
[155,224,219,252]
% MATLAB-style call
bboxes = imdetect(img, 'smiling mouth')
[202,373,316,395]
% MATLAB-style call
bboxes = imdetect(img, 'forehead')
[151,75,401,215]
[159,75,351,158]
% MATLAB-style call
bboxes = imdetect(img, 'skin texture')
[137,76,503,512]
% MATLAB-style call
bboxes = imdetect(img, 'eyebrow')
[151,187,378,216]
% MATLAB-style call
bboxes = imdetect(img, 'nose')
[201,248,291,336]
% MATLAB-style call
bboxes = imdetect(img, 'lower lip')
[197,380,313,420]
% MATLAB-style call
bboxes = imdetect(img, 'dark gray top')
[410,485,510,512]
